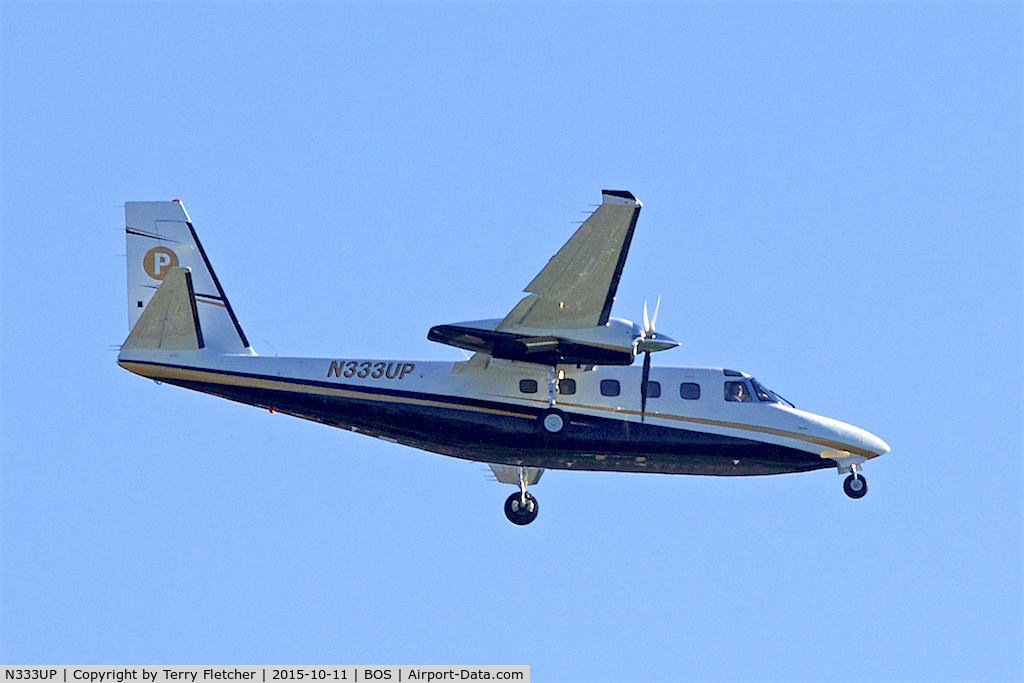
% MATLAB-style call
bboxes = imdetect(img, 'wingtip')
[601,189,641,206]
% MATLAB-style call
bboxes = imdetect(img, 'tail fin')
[125,201,252,354]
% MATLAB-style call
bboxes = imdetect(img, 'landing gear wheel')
[844,473,868,499]
[537,408,566,435]
[504,491,539,525]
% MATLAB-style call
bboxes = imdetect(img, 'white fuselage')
[118,349,889,476]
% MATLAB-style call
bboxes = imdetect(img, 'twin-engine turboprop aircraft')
[118,191,889,525]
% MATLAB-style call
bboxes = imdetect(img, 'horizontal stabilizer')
[121,267,204,351]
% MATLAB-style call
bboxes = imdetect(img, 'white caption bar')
[1,667,529,683]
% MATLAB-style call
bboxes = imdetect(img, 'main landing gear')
[501,465,541,525]
[505,491,539,525]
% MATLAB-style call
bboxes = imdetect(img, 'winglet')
[602,189,641,206]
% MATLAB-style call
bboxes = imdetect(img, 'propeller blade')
[642,299,650,334]
[640,350,652,423]
[650,295,661,332]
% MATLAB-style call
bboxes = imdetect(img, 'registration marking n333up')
[328,361,416,380]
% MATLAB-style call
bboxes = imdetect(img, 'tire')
[843,473,868,499]
[504,492,539,525]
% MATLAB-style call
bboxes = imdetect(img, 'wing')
[498,190,642,331]
[427,190,643,367]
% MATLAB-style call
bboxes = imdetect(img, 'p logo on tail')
[143,247,179,280]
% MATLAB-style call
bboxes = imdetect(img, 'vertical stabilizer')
[125,201,252,354]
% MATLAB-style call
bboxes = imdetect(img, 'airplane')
[117,190,889,525]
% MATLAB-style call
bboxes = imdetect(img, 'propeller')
[634,297,679,422]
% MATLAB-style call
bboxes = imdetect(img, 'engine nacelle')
[428,317,642,366]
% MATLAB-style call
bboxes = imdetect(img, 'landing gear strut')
[503,466,540,525]
[536,368,567,435]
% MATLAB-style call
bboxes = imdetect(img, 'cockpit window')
[749,378,794,407]
[724,381,753,402]
[751,379,776,403]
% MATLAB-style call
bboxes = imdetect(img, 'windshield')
[751,378,794,407]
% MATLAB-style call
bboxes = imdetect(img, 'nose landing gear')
[828,453,870,500]
[843,472,868,499]
[841,460,868,499]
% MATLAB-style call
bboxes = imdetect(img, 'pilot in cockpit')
[725,381,751,402]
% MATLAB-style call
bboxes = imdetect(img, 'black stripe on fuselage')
[127,360,831,477]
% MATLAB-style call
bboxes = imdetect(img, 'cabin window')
[724,381,753,402]
[558,378,576,395]
[600,379,620,397]
[645,381,661,398]
[680,382,700,400]
[519,379,538,394]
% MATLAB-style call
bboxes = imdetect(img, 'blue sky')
[2,2,1021,680]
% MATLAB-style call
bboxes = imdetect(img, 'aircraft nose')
[814,414,890,458]
[860,430,890,457]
